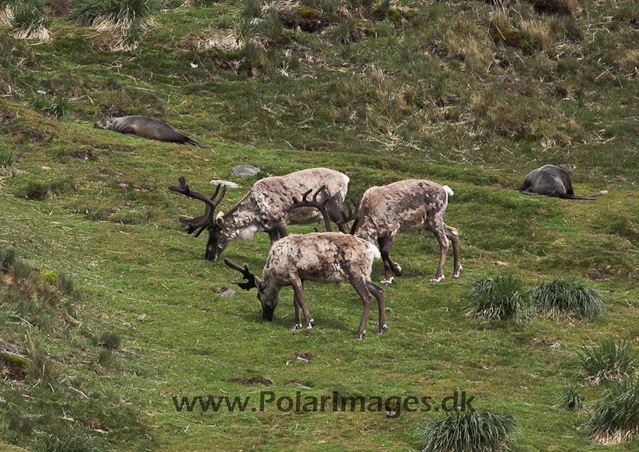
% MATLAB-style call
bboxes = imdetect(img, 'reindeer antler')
[342,195,361,223]
[168,176,227,237]
[288,186,333,232]
[223,258,259,291]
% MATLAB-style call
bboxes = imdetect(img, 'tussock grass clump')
[560,387,584,411]
[578,338,639,384]
[531,279,605,320]
[99,331,121,350]
[25,336,58,384]
[71,0,156,49]
[469,275,533,322]
[0,150,15,168]
[420,411,517,452]
[1,0,52,41]
[615,1,639,25]
[588,376,639,445]
[31,93,69,119]
[18,178,76,200]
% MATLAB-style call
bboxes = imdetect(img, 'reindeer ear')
[215,211,224,228]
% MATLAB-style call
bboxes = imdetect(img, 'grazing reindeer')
[352,180,462,285]
[169,168,350,261]
[295,180,462,285]
[224,232,386,340]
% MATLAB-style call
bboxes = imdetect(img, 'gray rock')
[231,165,261,177]
[215,287,236,297]
[1,341,19,355]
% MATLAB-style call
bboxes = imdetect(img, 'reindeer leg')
[291,289,302,331]
[430,218,449,283]
[444,224,462,278]
[367,282,387,334]
[351,277,373,340]
[379,231,401,286]
[291,279,314,329]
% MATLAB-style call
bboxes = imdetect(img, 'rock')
[214,287,236,297]
[1,341,19,355]
[231,165,260,177]
[209,179,239,188]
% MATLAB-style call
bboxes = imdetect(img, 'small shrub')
[98,349,114,367]
[25,336,58,384]
[469,275,532,322]
[561,387,584,411]
[31,94,69,120]
[242,0,261,18]
[263,8,283,41]
[588,376,639,444]
[531,279,605,320]
[420,411,517,452]
[0,150,15,167]
[56,273,74,295]
[99,332,121,350]
[578,337,639,384]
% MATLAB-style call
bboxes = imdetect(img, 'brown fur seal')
[94,116,210,148]
[520,164,603,200]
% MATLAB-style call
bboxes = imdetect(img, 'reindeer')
[296,180,462,285]
[169,168,350,261]
[223,232,386,340]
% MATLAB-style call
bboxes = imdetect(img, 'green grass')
[1,0,639,450]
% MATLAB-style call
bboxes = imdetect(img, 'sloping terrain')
[0,0,638,450]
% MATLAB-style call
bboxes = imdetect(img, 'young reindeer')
[223,232,386,340]
[332,180,462,285]
[169,168,350,261]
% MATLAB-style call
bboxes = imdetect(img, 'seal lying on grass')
[94,116,210,148]
[520,164,604,200]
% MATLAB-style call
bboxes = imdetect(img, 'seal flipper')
[124,133,144,139]
[184,137,211,149]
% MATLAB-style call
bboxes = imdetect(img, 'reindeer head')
[223,258,280,320]
[169,176,228,261]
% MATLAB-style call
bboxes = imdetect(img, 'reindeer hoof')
[392,264,402,276]
[382,323,388,330]
[292,323,303,330]
[381,277,394,286]
[377,324,388,334]
[306,323,313,330]
[429,276,445,283]
[310,319,315,326]
[452,266,464,279]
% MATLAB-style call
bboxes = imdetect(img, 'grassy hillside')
[1,0,638,450]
